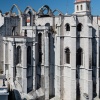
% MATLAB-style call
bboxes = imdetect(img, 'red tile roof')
[75,0,90,3]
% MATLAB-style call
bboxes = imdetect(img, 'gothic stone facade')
[0,0,100,100]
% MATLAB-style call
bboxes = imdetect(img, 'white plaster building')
[0,0,100,100]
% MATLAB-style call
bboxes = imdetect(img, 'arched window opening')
[45,23,50,26]
[38,33,42,63]
[10,5,20,16]
[65,23,70,31]
[10,4,21,16]
[76,48,83,65]
[38,24,41,26]
[65,48,70,64]
[16,46,21,64]
[38,5,53,17]
[77,23,82,32]
[77,5,79,11]
[26,11,32,26]
[81,5,83,10]
[27,46,31,65]
[43,9,48,15]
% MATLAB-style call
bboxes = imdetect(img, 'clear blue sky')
[0,0,99,15]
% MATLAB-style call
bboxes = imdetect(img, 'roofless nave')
[0,0,100,100]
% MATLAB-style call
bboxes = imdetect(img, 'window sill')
[16,63,22,67]
[77,65,84,69]
[64,63,71,68]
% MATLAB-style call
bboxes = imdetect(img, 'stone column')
[20,17,22,35]
[55,26,61,100]
[84,24,93,100]
[44,32,49,100]
[60,16,64,100]
[32,28,37,91]
[96,26,99,98]
[41,31,45,89]
[9,41,15,83]
[70,16,77,100]
[22,42,27,93]
[3,41,6,75]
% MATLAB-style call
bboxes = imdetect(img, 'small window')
[12,26,16,36]
[45,23,50,26]
[77,23,82,32]
[77,5,79,11]
[76,48,83,65]
[16,46,21,64]
[65,48,70,64]
[38,24,41,26]
[65,23,70,31]
[81,5,83,10]
[24,30,27,36]
[38,33,42,63]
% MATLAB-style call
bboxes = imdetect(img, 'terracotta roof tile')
[75,0,90,3]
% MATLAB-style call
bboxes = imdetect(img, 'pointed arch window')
[65,48,70,64]
[27,46,31,65]
[26,11,32,26]
[76,48,83,65]
[65,23,70,31]
[77,23,82,32]
[16,46,21,64]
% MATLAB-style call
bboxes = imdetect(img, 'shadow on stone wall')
[8,89,22,100]
[36,95,45,100]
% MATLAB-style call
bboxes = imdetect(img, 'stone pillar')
[84,24,93,100]
[9,41,15,83]
[55,26,61,100]
[20,17,22,35]
[32,29,37,91]
[70,16,77,100]
[32,41,36,90]
[3,41,6,75]
[22,42,27,93]
[41,31,45,89]
[44,32,49,100]
[96,26,99,98]
[60,16,64,100]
